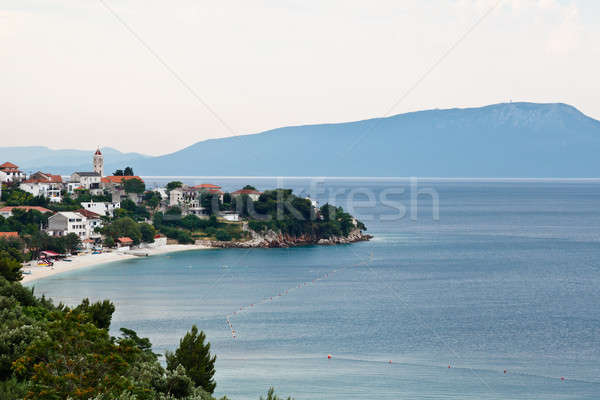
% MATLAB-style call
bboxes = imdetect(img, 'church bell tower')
[93,148,104,177]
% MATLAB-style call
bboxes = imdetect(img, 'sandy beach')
[21,244,210,284]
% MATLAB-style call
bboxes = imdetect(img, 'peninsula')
[1,150,370,283]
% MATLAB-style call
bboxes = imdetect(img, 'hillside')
[0,146,149,175]
[128,102,600,177]
[3,102,600,177]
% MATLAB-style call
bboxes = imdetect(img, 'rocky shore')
[197,228,372,248]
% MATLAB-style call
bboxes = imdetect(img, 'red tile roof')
[0,232,19,239]
[232,189,262,195]
[118,237,133,244]
[194,184,221,189]
[95,148,102,155]
[204,188,224,195]
[76,209,102,219]
[0,206,52,214]
[23,173,62,184]
[102,176,145,184]
[0,162,18,169]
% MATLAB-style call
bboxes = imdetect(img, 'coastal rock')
[195,228,372,248]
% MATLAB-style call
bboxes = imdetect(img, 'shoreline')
[21,244,209,284]
[20,230,371,284]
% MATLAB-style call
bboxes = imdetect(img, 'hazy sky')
[2,0,599,155]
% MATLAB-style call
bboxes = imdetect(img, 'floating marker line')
[226,259,371,339]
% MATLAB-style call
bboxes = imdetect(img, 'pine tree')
[166,325,217,394]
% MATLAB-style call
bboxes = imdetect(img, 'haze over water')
[28,179,600,399]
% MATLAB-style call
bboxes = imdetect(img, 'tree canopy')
[123,178,145,194]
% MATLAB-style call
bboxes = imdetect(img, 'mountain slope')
[0,147,149,175]
[129,102,600,177]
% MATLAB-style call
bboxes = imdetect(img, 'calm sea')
[27,179,600,399]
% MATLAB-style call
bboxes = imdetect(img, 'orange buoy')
[328,354,332,359]
[448,365,451,369]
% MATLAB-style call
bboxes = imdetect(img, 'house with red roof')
[46,211,101,240]
[117,237,134,248]
[231,188,262,201]
[0,232,19,240]
[70,171,102,195]
[193,183,221,190]
[19,172,64,202]
[101,175,145,205]
[101,175,145,188]
[200,187,224,202]
[76,209,104,236]
[0,162,26,183]
[0,206,53,218]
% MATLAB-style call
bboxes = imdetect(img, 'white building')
[47,212,89,239]
[169,188,184,207]
[0,162,26,182]
[46,211,103,240]
[306,196,319,209]
[153,188,168,200]
[80,201,120,217]
[221,212,240,222]
[70,172,102,195]
[76,209,104,238]
[19,172,64,203]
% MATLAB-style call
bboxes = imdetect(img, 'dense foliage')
[123,178,146,194]
[100,217,142,245]
[0,269,294,400]
[153,212,242,243]
[245,190,366,238]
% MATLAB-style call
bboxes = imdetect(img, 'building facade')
[0,162,26,182]
[93,148,104,177]
[47,212,88,239]
[19,172,64,202]
[80,201,120,217]
[70,172,102,195]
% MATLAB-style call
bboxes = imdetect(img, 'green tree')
[102,217,142,245]
[121,198,137,212]
[74,298,116,330]
[123,167,134,176]
[242,185,257,190]
[165,325,217,394]
[0,251,23,282]
[64,232,82,253]
[103,236,115,248]
[113,169,124,176]
[215,230,232,242]
[140,223,156,243]
[13,311,138,400]
[167,181,183,191]
[222,192,232,206]
[123,178,145,194]
[260,388,293,400]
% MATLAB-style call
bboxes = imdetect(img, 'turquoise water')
[28,179,600,399]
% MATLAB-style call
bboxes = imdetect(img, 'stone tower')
[93,148,104,176]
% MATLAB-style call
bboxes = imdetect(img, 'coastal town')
[0,149,369,282]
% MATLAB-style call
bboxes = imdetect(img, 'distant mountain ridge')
[2,102,600,177]
[128,102,600,177]
[0,147,149,175]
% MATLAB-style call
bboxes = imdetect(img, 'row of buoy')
[226,259,372,339]
[322,356,567,381]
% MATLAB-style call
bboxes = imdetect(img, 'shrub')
[215,230,232,242]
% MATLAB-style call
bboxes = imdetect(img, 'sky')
[1,0,599,155]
